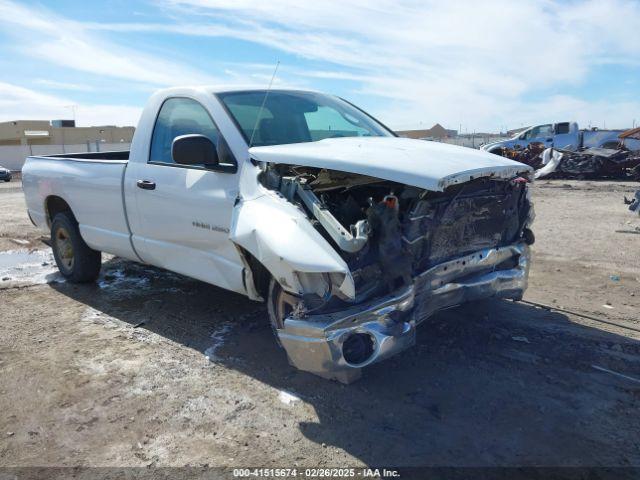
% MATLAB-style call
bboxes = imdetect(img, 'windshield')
[217,90,394,147]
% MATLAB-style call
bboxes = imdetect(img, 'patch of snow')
[98,267,150,291]
[97,264,183,298]
[278,390,301,405]
[0,249,61,287]
[204,324,233,362]
[81,307,105,322]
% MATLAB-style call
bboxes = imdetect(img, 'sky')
[0,0,639,133]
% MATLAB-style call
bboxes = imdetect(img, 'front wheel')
[51,212,102,283]
[266,278,301,347]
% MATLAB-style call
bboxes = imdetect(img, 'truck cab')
[482,122,579,153]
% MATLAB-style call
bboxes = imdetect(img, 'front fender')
[230,193,356,299]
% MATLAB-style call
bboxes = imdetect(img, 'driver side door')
[127,96,245,294]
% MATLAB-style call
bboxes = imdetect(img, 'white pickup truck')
[480,121,634,154]
[23,86,534,382]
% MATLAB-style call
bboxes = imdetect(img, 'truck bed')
[46,151,130,161]
[22,152,138,261]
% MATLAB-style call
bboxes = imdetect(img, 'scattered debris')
[10,238,29,246]
[602,304,614,309]
[133,321,146,329]
[491,142,547,168]
[592,365,640,384]
[534,147,640,180]
[512,336,530,344]
[492,144,640,180]
[618,126,640,151]
[625,190,640,215]
[610,275,620,282]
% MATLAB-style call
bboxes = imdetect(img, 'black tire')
[266,278,301,348]
[51,212,102,283]
[3,178,9,182]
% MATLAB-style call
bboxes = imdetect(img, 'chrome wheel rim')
[55,227,74,271]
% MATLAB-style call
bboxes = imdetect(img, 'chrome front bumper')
[277,243,531,383]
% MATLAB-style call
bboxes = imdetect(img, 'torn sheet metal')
[230,193,355,298]
[535,148,564,179]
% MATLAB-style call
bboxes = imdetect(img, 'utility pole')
[65,105,78,123]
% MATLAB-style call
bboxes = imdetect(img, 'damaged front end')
[249,163,534,382]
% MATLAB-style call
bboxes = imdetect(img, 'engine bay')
[261,164,533,306]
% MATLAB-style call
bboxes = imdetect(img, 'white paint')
[250,137,532,192]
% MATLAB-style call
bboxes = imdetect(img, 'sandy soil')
[0,179,639,468]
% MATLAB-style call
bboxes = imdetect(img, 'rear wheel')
[267,278,301,347]
[51,212,102,283]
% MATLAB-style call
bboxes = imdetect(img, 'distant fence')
[439,136,508,149]
[0,142,131,171]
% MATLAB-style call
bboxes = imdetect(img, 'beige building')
[0,120,135,146]
[396,123,455,139]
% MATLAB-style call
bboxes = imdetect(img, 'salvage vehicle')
[22,87,535,382]
[0,165,11,182]
[481,122,631,154]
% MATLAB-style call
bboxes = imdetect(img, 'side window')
[532,124,552,138]
[555,122,570,134]
[149,98,220,165]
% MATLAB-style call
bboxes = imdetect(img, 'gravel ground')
[0,179,639,469]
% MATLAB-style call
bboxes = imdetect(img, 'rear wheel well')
[45,196,74,226]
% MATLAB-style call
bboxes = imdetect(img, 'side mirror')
[172,134,218,167]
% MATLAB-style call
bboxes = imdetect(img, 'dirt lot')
[1,179,639,469]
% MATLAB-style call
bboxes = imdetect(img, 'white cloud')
[32,80,96,91]
[0,0,215,87]
[0,82,141,126]
[1,0,638,130]
[155,0,640,130]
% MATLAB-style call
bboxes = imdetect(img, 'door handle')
[136,180,156,190]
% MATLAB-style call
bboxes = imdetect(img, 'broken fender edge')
[229,194,356,299]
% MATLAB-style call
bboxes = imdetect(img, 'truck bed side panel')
[22,157,139,261]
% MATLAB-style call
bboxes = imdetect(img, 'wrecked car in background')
[481,121,631,154]
[22,87,535,383]
[533,147,640,180]
[489,139,640,180]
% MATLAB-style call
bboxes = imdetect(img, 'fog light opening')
[342,332,375,366]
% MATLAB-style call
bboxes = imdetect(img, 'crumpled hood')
[249,137,531,191]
